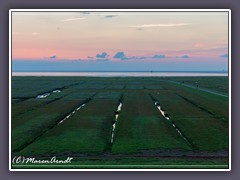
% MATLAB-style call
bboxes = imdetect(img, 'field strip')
[12,97,34,104]
[164,80,228,98]
[12,96,67,118]
[57,103,86,125]
[12,82,80,102]
[12,82,91,118]
[15,93,97,153]
[12,88,88,117]
[176,94,216,116]
[149,94,193,148]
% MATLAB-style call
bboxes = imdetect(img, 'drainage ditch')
[110,94,124,144]
[36,89,62,99]
[149,95,193,147]
[57,104,85,125]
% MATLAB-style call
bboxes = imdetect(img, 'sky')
[12,11,229,72]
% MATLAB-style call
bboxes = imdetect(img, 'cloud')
[61,17,85,22]
[113,52,126,59]
[130,23,192,28]
[32,32,40,35]
[88,56,93,59]
[220,54,228,58]
[137,56,147,59]
[176,55,190,58]
[105,15,118,18]
[118,56,147,60]
[120,57,130,60]
[49,55,57,59]
[96,52,108,58]
[119,54,166,60]
[152,54,166,58]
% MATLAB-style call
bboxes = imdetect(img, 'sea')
[12,71,228,77]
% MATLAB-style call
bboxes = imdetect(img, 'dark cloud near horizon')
[137,56,146,59]
[113,52,126,59]
[118,56,148,61]
[120,57,130,60]
[152,54,166,58]
[96,52,108,58]
[176,55,190,58]
[220,54,228,58]
[49,55,57,59]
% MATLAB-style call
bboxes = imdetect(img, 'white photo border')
[9,9,231,171]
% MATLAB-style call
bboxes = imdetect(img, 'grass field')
[11,76,229,169]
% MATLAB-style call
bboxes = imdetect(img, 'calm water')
[12,72,228,77]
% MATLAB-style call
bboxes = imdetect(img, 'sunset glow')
[12,11,229,71]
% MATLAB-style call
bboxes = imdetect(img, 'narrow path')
[165,80,228,98]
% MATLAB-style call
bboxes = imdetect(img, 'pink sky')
[12,11,229,62]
